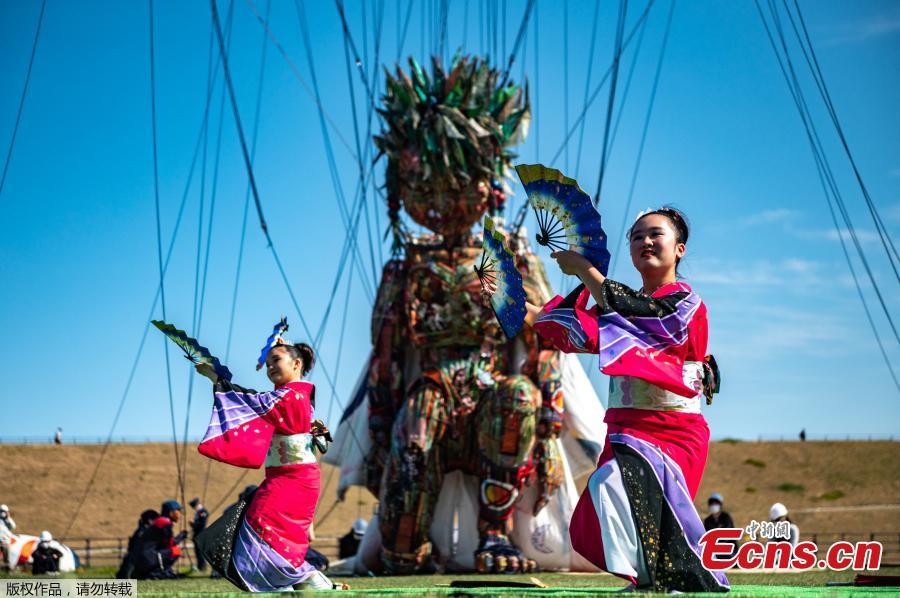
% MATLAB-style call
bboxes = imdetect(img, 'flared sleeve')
[198,380,314,469]
[533,284,599,354]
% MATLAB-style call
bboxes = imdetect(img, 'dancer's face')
[266,346,302,386]
[629,213,684,279]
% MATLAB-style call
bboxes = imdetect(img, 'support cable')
[594,0,629,204]
[0,0,47,201]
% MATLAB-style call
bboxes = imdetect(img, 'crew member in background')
[189,498,208,571]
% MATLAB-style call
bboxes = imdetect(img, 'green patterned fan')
[151,320,232,381]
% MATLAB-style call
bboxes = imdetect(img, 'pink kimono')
[534,280,728,592]
[197,379,320,592]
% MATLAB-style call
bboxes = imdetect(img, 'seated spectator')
[0,505,16,532]
[31,532,63,575]
[703,493,737,559]
[116,509,159,579]
[188,498,208,572]
[129,500,187,579]
[703,493,735,531]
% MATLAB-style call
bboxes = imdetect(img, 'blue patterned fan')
[515,163,611,275]
[257,317,289,371]
[151,320,232,381]
[474,217,527,338]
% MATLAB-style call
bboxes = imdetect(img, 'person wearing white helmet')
[339,518,368,559]
[0,505,15,532]
[768,503,800,547]
[32,531,63,575]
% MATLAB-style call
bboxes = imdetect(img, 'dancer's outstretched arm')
[524,301,543,327]
[550,250,607,308]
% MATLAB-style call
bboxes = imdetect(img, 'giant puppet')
[327,56,604,574]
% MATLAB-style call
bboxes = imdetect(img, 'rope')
[314,261,357,525]
[754,0,900,349]
[240,0,359,163]
[533,0,539,162]
[563,0,569,172]
[211,0,258,501]
[308,0,385,337]
[609,0,675,278]
[759,0,899,342]
[396,0,414,62]
[335,0,382,291]
[225,0,270,363]
[245,0,377,302]
[0,0,46,201]
[334,0,377,107]
[63,38,226,538]
[479,0,484,55]
[548,0,655,167]
[785,0,900,277]
[604,7,649,171]
[462,0,470,50]
[492,0,498,61]
[148,0,185,506]
[211,0,371,460]
[209,470,251,515]
[438,0,449,62]
[812,147,900,393]
[574,0,601,179]
[325,258,357,426]
[498,0,535,86]
[187,12,215,504]
[295,0,376,311]
[594,0,629,204]
[185,0,236,512]
[514,0,657,231]
[344,0,389,286]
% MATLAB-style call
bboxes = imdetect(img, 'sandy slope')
[4,441,898,543]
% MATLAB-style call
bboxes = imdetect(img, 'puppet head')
[376,56,530,241]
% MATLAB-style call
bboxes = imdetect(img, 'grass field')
[5,566,900,596]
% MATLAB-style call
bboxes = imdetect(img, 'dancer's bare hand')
[195,362,219,383]
[550,250,591,277]
[480,279,498,307]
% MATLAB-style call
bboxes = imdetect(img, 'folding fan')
[151,320,233,381]
[474,216,527,338]
[257,317,289,371]
[515,163,611,275]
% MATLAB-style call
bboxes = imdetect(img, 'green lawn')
[4,566,899,596]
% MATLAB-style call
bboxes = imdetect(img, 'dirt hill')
[5,441,899,544]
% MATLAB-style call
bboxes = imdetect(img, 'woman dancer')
[194,342,342,591]
[529,208,728,592]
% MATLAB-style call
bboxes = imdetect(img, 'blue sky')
[1,0,898,442]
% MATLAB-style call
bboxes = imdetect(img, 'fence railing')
[806,531,900,564]
[58,535,343,569]
[0,436,205,445]
[715,434,896,442]
[4,434,896,445]
[57,531,900,569]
